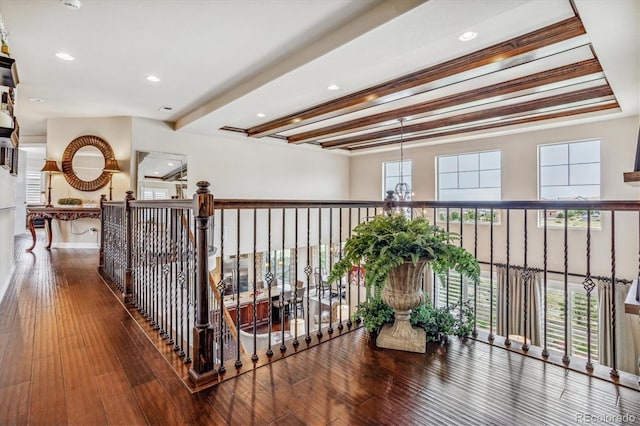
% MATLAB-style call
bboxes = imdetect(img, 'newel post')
[98,194,107,272]
[123,191,135,304]
[189,181,216,387]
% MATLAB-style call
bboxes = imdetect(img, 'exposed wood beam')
[246,16,587,138]
[287,59,603,144]
[174,0,428,131]
[349,103,619,151]
[322,85,614,149]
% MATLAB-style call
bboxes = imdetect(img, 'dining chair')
[293,286,305,317]
[272,290,292,323]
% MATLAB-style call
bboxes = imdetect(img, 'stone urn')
[376,259,427,353]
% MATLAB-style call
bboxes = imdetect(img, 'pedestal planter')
[377,259,427,353]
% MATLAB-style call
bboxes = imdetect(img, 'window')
[269,249,293,286]
[142,188,170,200]
[436,272,598,362]
[26,171,42,204]
[383,160,412,200]
[538,140,600,228]
[437,150,501,223]
[546,280,598,361]
[436,272,496,332]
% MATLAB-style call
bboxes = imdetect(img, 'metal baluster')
[175,208,184,356]
[328,208,334,334]
[357,208,363,312]
[338,207,345,331]
[280,208,287,352]
[161,207,168,340]
[235,209,242,368]
[185,208,193,364]
[522,209,529,352]
[584,209,595,371]
[266,208,274,356]
[473,207,478,337]
[433,207,437,306]
[304,208,312,342]
[505,209,511,347]
[446,207,450,306]
[542,208,549,358]
[218,210,226,371]
[610,210,619,377]
[251,208,258,361]
[562,208,569,364]
[293,207,300,347]
[347,207,354,328]
[317,207,323,338]
[488,208,495,342]
[459,207,463,310]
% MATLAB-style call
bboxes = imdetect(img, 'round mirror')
[71,145,104,182]
[61,135,114,191]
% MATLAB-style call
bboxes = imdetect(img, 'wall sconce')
[40,159,61,207]
[103,158,121,201]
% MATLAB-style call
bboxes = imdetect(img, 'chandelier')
[394,118,411,201]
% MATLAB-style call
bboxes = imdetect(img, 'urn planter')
[377,259,427,353]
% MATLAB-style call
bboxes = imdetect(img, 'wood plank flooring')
[1,233,639,425]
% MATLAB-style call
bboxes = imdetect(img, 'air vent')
[158,106,173,112]
[61,0,82,10]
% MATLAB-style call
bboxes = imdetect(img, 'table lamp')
[103,158,121,201]
[40,160,61,207]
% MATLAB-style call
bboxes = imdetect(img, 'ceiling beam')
[174,0,428,132]
[246,16,587,138]
[322,85,614,149]
[348,102,618,151]
[287,59,603,144]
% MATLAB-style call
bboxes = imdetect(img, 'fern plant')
[327,213,479,289]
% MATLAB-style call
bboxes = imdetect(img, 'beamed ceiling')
[223,13,619,151]
[1,0,636,148]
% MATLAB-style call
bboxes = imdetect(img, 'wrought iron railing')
[100,185,640,389]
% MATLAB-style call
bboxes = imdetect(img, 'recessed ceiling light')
[327,84,340,91]
[146,75,161,83]
[292,118,302,123]
[55,52,74,61]
[256,112,266,118]
[61,0,81,9]
[28,98,45,103]
[167,162,174,166]
[458,31,477,41]
[153,171,159,175]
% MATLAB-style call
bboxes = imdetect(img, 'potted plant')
[328,213,479,353]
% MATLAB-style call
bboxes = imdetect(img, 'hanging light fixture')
[394,118,411,201]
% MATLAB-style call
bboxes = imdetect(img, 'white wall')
[131,117,350,200]
[0,169,16,304]
[350,116,640,279]
[45,116,133,247]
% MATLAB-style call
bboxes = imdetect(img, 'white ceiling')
[1,0,638,151]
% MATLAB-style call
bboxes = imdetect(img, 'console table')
[26,206,101,251]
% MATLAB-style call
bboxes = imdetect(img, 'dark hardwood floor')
[1,233,639,425]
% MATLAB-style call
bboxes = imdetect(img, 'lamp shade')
[103,158,121,173]
[40,160,61,173]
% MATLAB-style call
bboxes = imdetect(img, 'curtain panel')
[496,265,542,346]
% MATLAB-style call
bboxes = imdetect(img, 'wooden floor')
[2,234,639,425]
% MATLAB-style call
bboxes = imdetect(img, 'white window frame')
[436,150,502,224]
[538,139,601,229]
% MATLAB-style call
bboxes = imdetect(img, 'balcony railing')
[99,183,640,390]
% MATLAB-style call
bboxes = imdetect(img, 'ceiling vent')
[61,0,81,10]
[158,106,173,112]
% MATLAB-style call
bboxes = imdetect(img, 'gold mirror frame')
[61,135,114,191]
